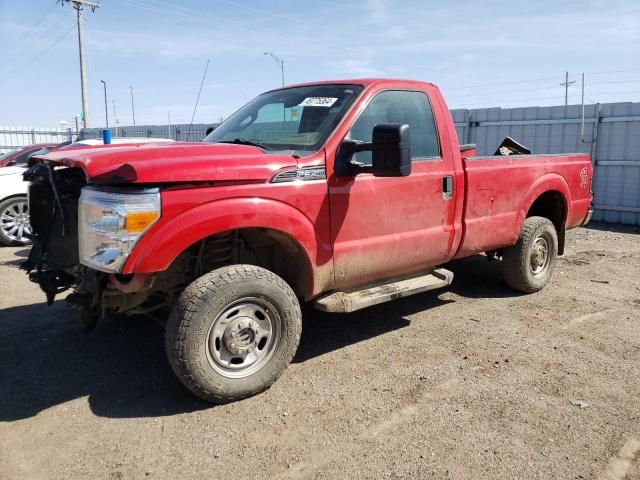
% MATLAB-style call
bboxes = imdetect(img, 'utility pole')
[129,86,136,126]
[264,52,284,87]
[100,79,108,128]
[560,71,576,106]
[112,99,117,136]
[580,73,585,137]
[63,0,100,129]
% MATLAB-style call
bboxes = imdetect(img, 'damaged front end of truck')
[22,164,85,306]
[21,163,188,331]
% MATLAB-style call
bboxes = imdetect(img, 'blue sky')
[0,0,639,128]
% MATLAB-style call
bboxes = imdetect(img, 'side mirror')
[371,123,411,177]
[335,123,411,177]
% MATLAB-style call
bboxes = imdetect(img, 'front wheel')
[165,265,302,403]
[503,216,558,293]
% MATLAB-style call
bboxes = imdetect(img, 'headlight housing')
[79,186,161,273]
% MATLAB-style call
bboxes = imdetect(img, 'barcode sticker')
[299,97,338,107]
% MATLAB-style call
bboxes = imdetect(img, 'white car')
[0,165,30,245]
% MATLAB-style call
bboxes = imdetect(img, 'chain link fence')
[450,102,640,225]
[78,123,219,142]
[0,126,76,153]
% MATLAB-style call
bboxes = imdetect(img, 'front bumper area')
[22,164,85,304]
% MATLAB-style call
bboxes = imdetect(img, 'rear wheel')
[503,216,558,293]
[165,265,302,403]
[0,196,31,246]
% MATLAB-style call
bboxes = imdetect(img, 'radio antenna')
[186,58,210,142]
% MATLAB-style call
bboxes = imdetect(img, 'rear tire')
[165,265,302,403]
[503,216,558,293]
[0,196,31,246]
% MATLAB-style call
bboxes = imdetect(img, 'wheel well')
[526,191,567,254]
[238,228,311,297]
[0,194,27,204]
[169,228,312,298]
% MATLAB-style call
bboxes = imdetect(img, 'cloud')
[327,58,385,76]
[367,0,390,22]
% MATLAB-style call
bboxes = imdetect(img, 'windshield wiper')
[218,138,273,150]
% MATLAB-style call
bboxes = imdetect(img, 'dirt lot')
[0,223,639,480]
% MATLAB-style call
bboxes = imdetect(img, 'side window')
[348,90,440,165]
[14,149,36,165]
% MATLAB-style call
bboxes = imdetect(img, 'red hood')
[31,142,299,184]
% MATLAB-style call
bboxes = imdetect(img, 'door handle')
[442,176,453,200]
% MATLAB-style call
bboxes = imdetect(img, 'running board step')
[314,268,454,313]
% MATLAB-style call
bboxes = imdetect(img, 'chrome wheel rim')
[530,233,551,276]
[1,199,31,243]
[206,297,282,379]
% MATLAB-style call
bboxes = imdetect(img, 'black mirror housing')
[371,123,411,177]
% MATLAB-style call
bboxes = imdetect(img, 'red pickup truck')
[24,79,592,403]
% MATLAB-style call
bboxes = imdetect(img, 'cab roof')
[268,78,437,91]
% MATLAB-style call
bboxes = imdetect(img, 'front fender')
[122,197,332,297]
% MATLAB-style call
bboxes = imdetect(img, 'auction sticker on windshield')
[299,97,338,107]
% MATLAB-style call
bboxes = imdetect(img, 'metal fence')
[450,102,640,225]
[78,123,219,142]
[0,126,76,153]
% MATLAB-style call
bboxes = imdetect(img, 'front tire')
[165,265,302,403]
[0,196,31,246]
[503,216,558,293]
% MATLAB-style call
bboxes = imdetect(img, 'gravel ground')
[0,223,639,480]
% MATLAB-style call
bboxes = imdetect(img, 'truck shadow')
[0,255,514,421]
[0,300,212,422]
[0,297,450,421]
[294,294,452,364]
[444,255,522,299]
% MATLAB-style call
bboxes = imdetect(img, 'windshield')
[204,84,363,156]
[0,148,22,161]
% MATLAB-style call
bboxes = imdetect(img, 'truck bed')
[455,153,592,259]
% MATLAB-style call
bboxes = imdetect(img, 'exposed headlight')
[79,186,161,273]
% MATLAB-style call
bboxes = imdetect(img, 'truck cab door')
[328,89,457,289]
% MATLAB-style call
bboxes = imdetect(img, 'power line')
[207,0,299,22]
[448,89,640,109]
[0,11,69,62]
[444,75,563,91]
[0,23,76,83]
[113,0,308,44]
[585,68,640,76]
[445,77,640,100]
[443,69,640,92]
[0,1,59,57]
[446,84,559,99]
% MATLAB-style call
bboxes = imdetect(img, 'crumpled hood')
[30,142,298,184]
